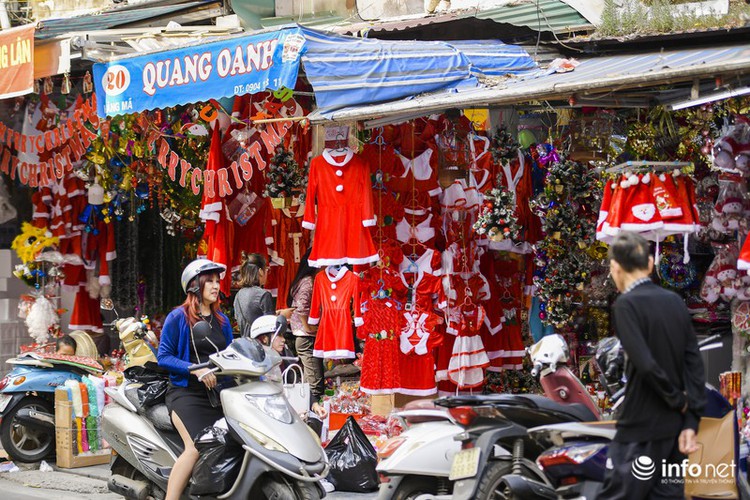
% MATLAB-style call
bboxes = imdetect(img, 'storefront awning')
[307,43,750,124]
[301,27,537,113]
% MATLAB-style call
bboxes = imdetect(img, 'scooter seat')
[145,403,174,432]
[518,395,597,422]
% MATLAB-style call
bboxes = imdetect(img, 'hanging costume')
[303,149,379,267]
[308,266,363,359]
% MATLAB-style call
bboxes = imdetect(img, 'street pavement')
[0,459,378,499]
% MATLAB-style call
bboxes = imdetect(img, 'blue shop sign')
[93,27,306,118]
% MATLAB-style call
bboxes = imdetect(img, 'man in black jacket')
[599,232,706,499]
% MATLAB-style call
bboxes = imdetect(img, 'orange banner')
[0,24,35,99]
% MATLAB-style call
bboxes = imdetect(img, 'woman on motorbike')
[157,259,233,500]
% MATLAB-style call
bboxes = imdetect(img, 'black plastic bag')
[324,416,378,492]
[124,366,169,407]
[191,424,243,496]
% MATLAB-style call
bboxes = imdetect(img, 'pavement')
[0,457,378,499]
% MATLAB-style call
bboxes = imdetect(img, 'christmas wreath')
[265,147,306,199]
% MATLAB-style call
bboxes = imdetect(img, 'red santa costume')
[308,266,363,359]
[389,147,442,198]
[268,205,309,309]
[303,149,379,267]
[358,266,407,394]
[447,304,490,389]
[370,190,405,243]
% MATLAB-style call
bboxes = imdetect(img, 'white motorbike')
[102,318,329,499]
[375,399,463,500]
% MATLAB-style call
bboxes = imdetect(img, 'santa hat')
[596,178,614,242]
[619,173,664,234]
[738,233,750,271]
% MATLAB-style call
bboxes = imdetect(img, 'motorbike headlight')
[239,422,289,453]
[244,394,293,424]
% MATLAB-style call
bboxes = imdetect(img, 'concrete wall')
[0,250,29,373]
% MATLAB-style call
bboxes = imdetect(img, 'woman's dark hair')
[56,335,77,352]
[608,232,651,273]
[287,248,320,307]
[181,272,226,327]
[237,253,266,288]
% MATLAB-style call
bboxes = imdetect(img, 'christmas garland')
[490,126,520,162]
[532,157,600,329]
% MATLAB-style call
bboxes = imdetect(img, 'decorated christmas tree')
[265,147,305,199]
[474,183,521,242]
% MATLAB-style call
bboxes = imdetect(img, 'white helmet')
[181,258,227,294]
[249,314,287,340]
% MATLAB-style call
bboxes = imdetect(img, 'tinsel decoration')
[532,159,600,329]
[474,183,521,242]
[490,126,520,162]
[265,147,305,198]
[658,242,697,290]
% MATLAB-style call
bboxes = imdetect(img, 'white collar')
[326,265,348,282]
[282,205,304,218]
[323,148,354,167]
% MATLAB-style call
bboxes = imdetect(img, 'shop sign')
[0,24,35,99]
[93,27,306,118]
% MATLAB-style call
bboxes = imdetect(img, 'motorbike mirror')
[275,315,288,335]
[192,320,213,346]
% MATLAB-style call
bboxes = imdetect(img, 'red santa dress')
[308,266,363,359]
[303,149,378,267]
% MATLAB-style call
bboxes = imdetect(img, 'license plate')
[0,394,12,413]
[449,447,481,481]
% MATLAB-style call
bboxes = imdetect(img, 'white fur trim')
[302,221,315,230]
[200,212,220,222]
[309,254,379,267]
[106,251,117,261]
[362,218,376,227]
[361,387,400,395]
[98,275,111,286]
[354,317,364,327]
[271,219,278,226]
[620,221,664,231]
[202,201,222,212]
[428,187,442,197]
[68,323,103,333]
[397,387,437,396]
[33,213,50,219]
[265,237,274,245]
[308,317,320,326]
[739,258,750,271]
[502,350,527,357]
[312,349,355,359]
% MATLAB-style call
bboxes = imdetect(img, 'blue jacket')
[157,307,233,387]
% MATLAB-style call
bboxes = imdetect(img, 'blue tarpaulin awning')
[300,27,536,113]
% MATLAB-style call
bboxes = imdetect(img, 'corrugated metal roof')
[308,43,750,123]
[35,1,214,39]
[260,12,350,30]
[331,1,591,37]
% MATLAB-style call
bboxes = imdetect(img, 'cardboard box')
[370,394,395,417]
[54,389,110,469]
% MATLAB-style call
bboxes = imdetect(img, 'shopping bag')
[324,416,379,492]
[282,364,310,416]
[685,410,738,499]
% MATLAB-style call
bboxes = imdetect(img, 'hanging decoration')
[474,183,521,242]
[264,146,305,204]
[490,125,520,161]
[532,157,600,329]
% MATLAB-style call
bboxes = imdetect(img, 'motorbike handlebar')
[188,362,211,372]
[530,362,543,378]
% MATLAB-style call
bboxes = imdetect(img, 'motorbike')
[432,334,607,500]
[0,329,102,463]
[500,332,734,500]
[375,399,463,500]
[102,318,329,500]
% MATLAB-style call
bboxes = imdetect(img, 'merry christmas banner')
[93,27,306,118]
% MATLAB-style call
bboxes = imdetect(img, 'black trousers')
[599,436,686,500]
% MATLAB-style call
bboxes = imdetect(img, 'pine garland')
[532,158,600,329]
[490,126,521,162]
